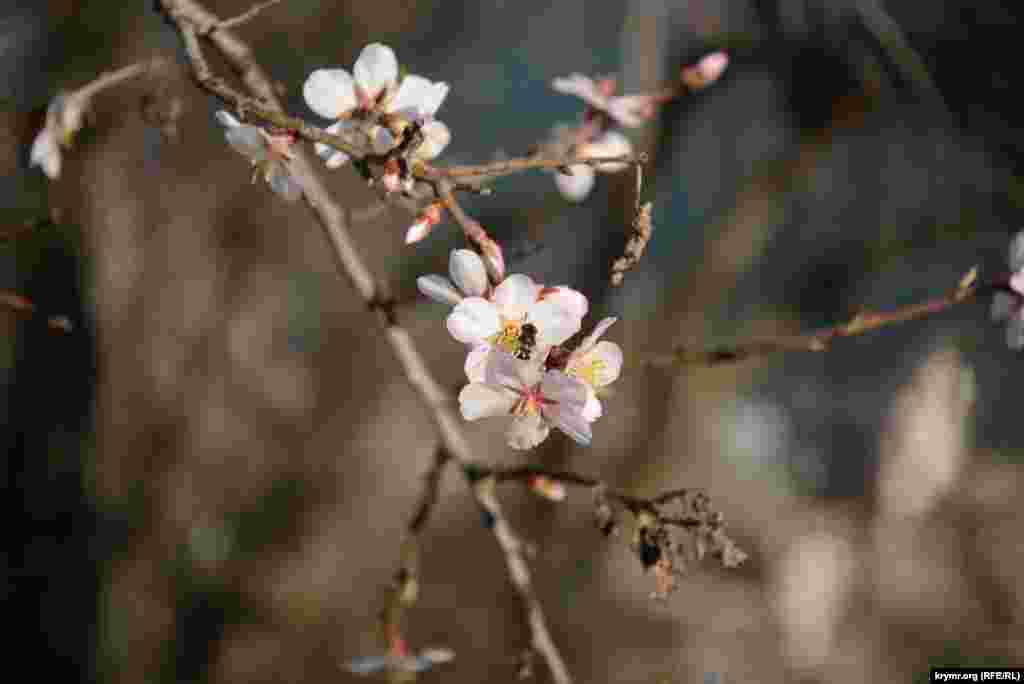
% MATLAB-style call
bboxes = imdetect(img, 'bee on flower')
[303,43,451,169]
[214,111,301,201]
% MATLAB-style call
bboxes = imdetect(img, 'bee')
[514,323,538,360]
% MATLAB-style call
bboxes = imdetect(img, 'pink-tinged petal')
[539,287,589,321]
[30,129,60,179]
[589,341,623,386]
[991,292,1015,322]
[492,274,540,316]
[353,43,398,100]
[464,344,491,383]
[446,297,501,345]
[214,110,240,128]
[1009,231,1024,272]
[529,299,582,347]
[415,120,451,160]
[420,81,450,117]
[1008,316,1024,350]
[485,350,540,389]
[580,131,632,172]
[459,382,517,420]
[1011,272,1024,297]
[405,218,432,244]
[554,166,596,201]
[551,73,607,110]
[224,125,267,162]
[386,74,447,118]
[682,51,729,90]
[266,163,301,202]
[303,68,357,119]
[449,249,488,297]
[416,275,462,306]
[540,369,588,413]
[506,414,551,450]
[577,316,617,354]
[544,402,593,445]
[581,391,603,422]
[605,95,656,127]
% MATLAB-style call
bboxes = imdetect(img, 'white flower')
[554,130,633,202]
[459,351,591,449]
[303,43,452,167]
[992,231,1024,349]
[447,273,585,363]
[566,317,623,421]
[416,249,490,306]
[551,73,655,128]
[29,94,85,180]
[215,111,300,202]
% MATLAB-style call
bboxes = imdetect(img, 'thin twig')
[427,153,645,181]
[72,58,168,104]
[651,267,988,368]
[158,2,572,680]
[216,0,284,30]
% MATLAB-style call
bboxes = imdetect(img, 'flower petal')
[551,73,606,110]
[464,344,491,383]
[266,162,302,201]
[588,341,623,386]
[449,249,488,297]
[459,382,516,420]
[539,286,589,322]
[387,74,448,118]
[492,274,540,318]
[1009,231,1024,272]
[506,413,551,450]
[580,131,632,172]
[605,95,655,128]
[303,68,357,119]
[30,130,60,179]
[415,120,451,160]
[554,165,596,201]
[316,120,354,167]
[485,349,541,389]
[577,316,617,354]
[446,297,501,345]
[224,125,267,162]
[353,43,398,101]
[581,391,603,422]
[540,369,588,413]
[214,110,240,128]
[417,274,462,306]
[529,299,582,347]
[544,401,593,445]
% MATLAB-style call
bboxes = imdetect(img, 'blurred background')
[3,0,1023,682]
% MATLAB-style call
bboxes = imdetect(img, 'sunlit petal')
[303,68,357,119]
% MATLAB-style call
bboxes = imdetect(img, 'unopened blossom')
[405,202,445,244]
[416,249,490,306]
[551,74,656,128]
[215,111,300,201]
[528,475,567,501]
[459,351,591,449]
[565,317,623,421]
[681,51,729,90]
[553,130,633,202]
[303,43,451,168]
[30,94,85,180]
[991,230,1024,349]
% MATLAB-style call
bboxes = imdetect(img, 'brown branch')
[158,2,572,680]
[214,0,284,31]
[436,180,505,282]
[72,59,168,104]
[651,267,988,368]
[426,153,645,181]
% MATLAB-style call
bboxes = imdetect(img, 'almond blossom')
[214,111,300,201]
[303,43,451,168]
[991,231,1024,349]
[551,74,657,128]
[416,249,490,306]
[459,351,591,449]
[30,94,85,180]
[565,317,623,421]
[553,130,633,202]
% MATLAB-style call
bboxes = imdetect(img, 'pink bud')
[404,203,444,244]
[681,51,729,90]
[528,476,567,502]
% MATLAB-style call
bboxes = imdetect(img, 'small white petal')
[449,249,488,297]
[316,120,354,166]
[266,162,301,201]
[580,131,632,172]
[415,120,451,160]
[539,287,589,322]
[540,369,588,413]
[506,413,551,450]
[214,110,240,128]
[224,125,268,162]
[30,130,60,179]
[492,274,540,317]
[545,403,593,445]
[1011,272,1024,297]
[577,316,617,354]
[459,382,517,420]
[420,82,450,117]
[324,150,351,168]
[464,344,491,382]
[485,350,541,389]
[417,274,462,306]
[405,218,431,244]
[551,73,606,110]
[605,95,654,128]
[529,299,582,347]
[554,166,596,201]
[581,391,603,422]
[303,68,357,119]
[588,341,623,386]
[446,297,501,345]
[386,74,437,118]
[353,43,399,101]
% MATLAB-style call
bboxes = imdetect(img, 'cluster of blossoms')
[991,230,1024,349]
[419,250,622,449]
[548,51,729,201]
